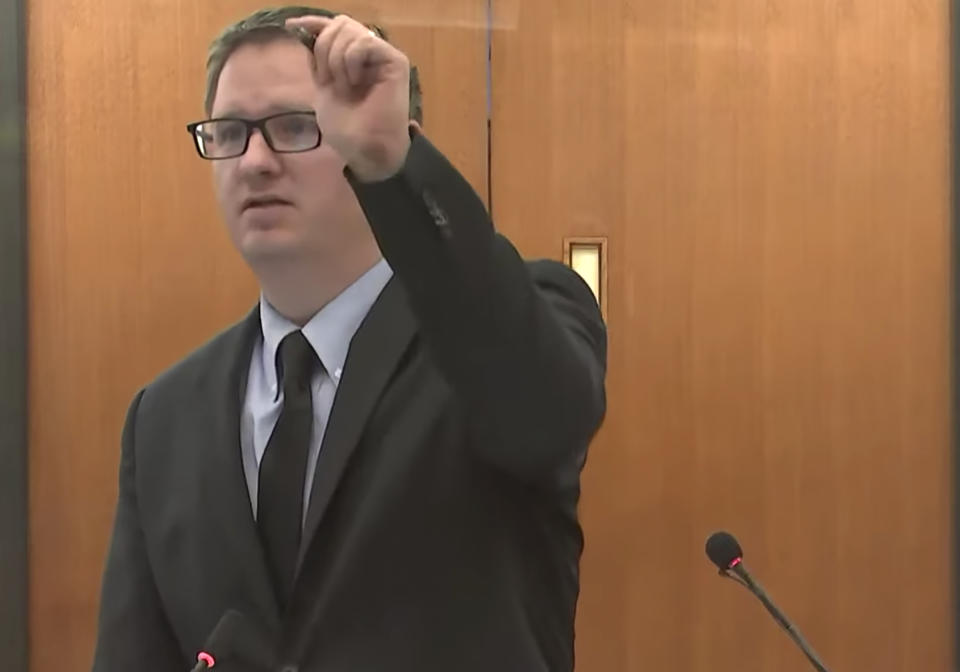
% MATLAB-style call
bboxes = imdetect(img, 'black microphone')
[190,609,274,671]
[705,531,831,672]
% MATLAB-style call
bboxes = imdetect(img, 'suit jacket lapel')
[297,278,417,570]
[200,305,281,622]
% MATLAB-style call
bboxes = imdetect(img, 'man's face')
[209,38,369,266]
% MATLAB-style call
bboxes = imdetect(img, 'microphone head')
[705,531,744,571]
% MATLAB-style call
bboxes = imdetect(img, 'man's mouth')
[242,196,293,211]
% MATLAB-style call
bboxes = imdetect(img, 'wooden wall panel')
[491,1,952,670]
[26,2,488,670]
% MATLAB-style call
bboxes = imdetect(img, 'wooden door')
[490,0,953,670]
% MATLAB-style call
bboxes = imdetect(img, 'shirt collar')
[259,258,393,395]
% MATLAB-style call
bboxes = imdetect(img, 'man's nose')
[238,130,281,174]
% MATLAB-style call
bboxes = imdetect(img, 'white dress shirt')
[240,258,393,524]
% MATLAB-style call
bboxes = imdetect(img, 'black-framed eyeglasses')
[185,111,321,160]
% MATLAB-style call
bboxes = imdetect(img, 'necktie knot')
[277,330,317,394]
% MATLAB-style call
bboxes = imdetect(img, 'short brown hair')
[204,6,423,125]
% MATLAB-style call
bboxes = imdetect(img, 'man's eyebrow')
[211,104,313,120]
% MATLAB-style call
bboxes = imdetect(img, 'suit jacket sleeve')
[91,389,184,671]
[346,131,607,490]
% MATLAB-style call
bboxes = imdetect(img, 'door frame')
[952,0,960,667]
[0,0,28,667]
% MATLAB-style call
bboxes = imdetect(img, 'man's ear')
[408,119,423,136]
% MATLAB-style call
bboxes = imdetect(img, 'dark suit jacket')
[92,133,607,672]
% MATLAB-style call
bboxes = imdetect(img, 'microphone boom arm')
[725,567,831,672]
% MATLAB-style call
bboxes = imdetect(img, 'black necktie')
[258,330,317,607]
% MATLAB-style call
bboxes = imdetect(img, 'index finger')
[285,16,333,35]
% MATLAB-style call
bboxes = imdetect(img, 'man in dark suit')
[92,6,606,672]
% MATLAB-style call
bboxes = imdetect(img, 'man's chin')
[237,231,304,263]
